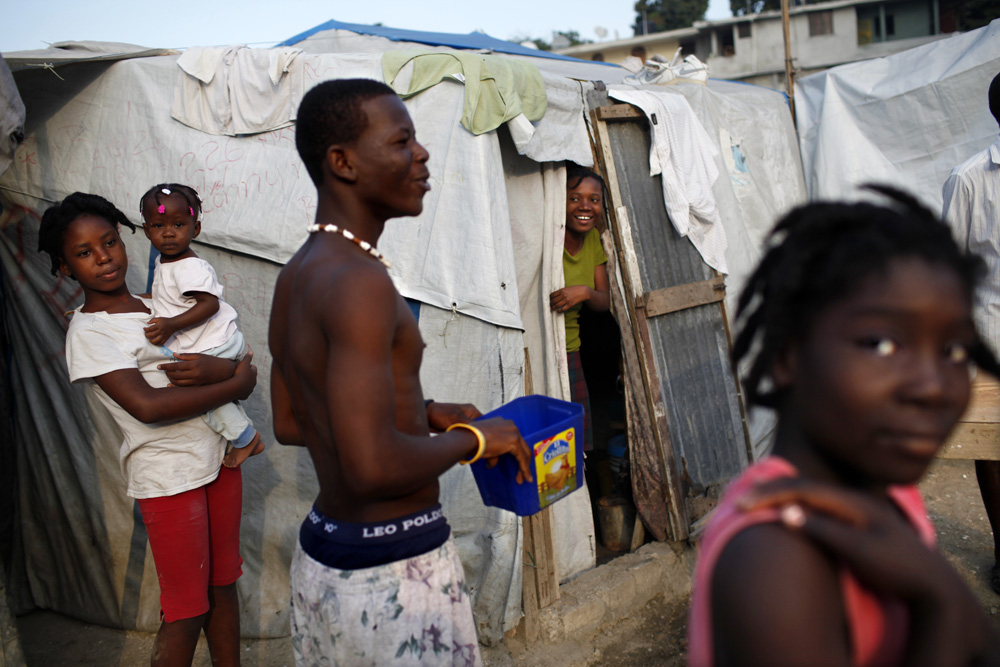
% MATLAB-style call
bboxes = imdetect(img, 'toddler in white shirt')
[140,183,264,467]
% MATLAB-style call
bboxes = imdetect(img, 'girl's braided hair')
[733,184,1000,407]
[139,183,203,223]
[37,192,135,276]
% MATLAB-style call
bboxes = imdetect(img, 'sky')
[3,0,732,53]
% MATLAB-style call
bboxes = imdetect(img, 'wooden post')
[781,0,796,125]
[518,348,559,643]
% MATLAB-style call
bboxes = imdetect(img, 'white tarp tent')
[1,21,804,643]
[796,19,1000,212]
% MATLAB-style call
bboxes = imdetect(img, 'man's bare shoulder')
[284,242,393,295]
[275,241,399,333]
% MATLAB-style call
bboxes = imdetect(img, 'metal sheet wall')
[598,101,748,508]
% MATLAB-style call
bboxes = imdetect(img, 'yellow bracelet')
[447,423,486,465]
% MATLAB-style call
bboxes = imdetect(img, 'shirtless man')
[268,79,533,666]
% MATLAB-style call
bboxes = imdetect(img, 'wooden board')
[595,104,645,121]
[524,508,558,607]
[517,348,558,644]
[519,507,559,643]
[958,377,1000,423]
[519,520,540,643]
[939,423,1000,460]
[940,377,1000,460]
[641,277,726,318]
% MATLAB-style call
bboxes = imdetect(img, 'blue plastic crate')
[471,394,584,516]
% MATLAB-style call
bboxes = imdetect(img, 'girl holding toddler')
[39,192,255,666]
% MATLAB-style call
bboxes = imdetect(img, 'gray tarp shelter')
[0,21,804,642]
[796,19,1000,212]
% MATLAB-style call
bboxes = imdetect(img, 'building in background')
[557,0,952,90]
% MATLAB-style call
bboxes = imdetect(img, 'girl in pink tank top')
[688,187,1000,666]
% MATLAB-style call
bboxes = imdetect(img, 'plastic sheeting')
[285,26,630,92]
[275,19,611,68]
[608,88,729,275]
[501,139,597,578]
[2,40,177,72]
[0,56,23,178]
[796,19,1000,212]
[638,80,805,458]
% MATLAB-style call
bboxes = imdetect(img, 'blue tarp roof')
[276,19,617,67]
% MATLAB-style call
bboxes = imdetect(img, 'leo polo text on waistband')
[305,503,447,545]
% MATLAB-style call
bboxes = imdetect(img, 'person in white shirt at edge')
[942,70,1000,594]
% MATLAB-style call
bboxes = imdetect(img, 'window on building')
[809,11,834,36]
[717,27,735,56]
[737,22,751,38]
[858,18,874,44]
[885,15,895,36]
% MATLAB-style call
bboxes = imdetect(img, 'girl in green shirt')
[550,165,611,450]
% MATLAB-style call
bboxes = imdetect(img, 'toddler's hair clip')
[161,188,172,195]
[189,207,195,216]
[157,205,165,214]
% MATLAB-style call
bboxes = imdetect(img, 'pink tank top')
[687,457,936,667]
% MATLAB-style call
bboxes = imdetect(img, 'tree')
[633,0,709,34]
[511,30,591,52]
[940,0,1000,30]
[553,30,592,48]
[513,35,552,50]
[728,0,780,17]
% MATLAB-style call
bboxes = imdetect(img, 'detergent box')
[470,395,584,516]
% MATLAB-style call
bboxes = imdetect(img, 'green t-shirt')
[562,228,608,353]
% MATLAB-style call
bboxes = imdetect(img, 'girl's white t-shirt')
[65,299,225,499]
[151,256,239,353]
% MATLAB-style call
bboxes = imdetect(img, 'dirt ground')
[923,458,1000,622]
[12,457,1000,666]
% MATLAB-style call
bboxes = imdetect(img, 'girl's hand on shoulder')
[739,478,951,601]
[426,401,481,433]
[549,285,590,313]
[740,477,999,666]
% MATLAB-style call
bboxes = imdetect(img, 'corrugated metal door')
[588,91,750,541]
